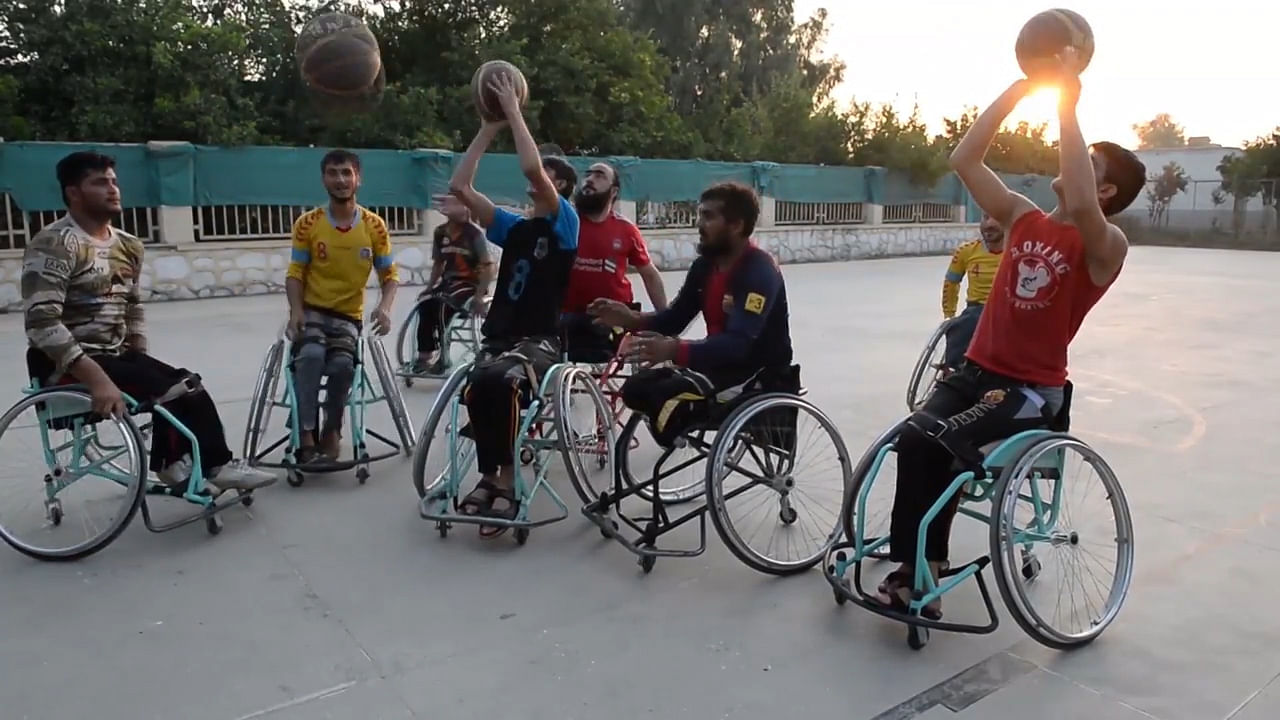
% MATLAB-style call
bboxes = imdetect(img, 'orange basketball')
[1015,9,1095,78]
[471,60,529,121]
[296,13,385,107]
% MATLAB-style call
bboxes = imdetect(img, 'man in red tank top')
[878,50,1147,617]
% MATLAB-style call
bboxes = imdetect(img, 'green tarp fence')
[0,141,1056,214]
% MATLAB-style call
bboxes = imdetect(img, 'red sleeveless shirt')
[965,210,1119,386]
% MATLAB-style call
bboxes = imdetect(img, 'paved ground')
[0,246,1277,720]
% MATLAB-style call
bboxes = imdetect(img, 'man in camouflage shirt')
[22,151,275,494]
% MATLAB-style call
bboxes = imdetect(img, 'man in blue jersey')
[447,73,579,535]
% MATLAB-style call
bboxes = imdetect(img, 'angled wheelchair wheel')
[411,363,475,500]
[243,338,286,461]
[368,336,417,453]
[906,320,950,411]
[706,394,852,576]
[0,389,148,561]
[394,303,422,386]
[840,421,908,564]
[615,414,711,506]
[553,365,617,504]
[989,433,1135,650]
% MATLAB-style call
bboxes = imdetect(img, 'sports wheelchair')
[243,327,416,488]
[395,290,487,386]
[824,384,1135,651]
[906,318,952,411]
[0,354,259,561]
[581,364,853,576]
[413,339,621,545]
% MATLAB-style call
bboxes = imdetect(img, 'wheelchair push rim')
[989,433,1135,649]
[412,362,476,501]
[0,389,148,561]
[907,320,950,411]
[553,365,618,505]
[705,394,851,576]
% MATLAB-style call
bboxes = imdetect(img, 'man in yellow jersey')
[286,150,399,464]
[940,213,1004,369]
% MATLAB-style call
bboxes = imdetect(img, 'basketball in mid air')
[471,60,529,121]
[295,12,385,110]
[1015,9,1095,78]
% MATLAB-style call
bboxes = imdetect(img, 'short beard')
[574,191,609,215]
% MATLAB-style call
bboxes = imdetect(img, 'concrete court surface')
[0,246,1276,720]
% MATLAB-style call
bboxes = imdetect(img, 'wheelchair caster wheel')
[639,555,656,574]
[1021,552,1042,582]
[240,492,254,508]
[48,505,63,527]
[206,515,224,536]
[778,506,798,525]
[514,528,529,546]
[834,588,847,606]
[404,378,413,389]
[601,520,619,539]
[356,467,370,485]
[287,470,305,488]
[520,447,535,466]
[437,521,451,538]
[907,625,929,650]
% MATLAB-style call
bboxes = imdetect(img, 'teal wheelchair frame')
[0,377,257,561]
[395,292,486,386]
[243,330,416,488]
[824,414,1135,651]
[413,354,615,546]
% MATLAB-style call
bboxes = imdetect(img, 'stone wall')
[0,222,976,312]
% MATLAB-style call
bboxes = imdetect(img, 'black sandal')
[459,480,498,517]
[479,486,520,539]
[877,570,943,621]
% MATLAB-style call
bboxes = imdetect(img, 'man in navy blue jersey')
[589,182,796,445]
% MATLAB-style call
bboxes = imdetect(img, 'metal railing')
[882,202,953,224]
[1,194,160,250]
[194,204,422,242]
[775,201,865,226]
[636,200,697,229]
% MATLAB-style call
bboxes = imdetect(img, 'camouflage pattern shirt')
[22,215,147,376]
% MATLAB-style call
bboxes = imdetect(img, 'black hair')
[1090,141,1146,216]
[321,149,361,173]
[700,181,761,237]
[541,156,577,199]
[56,151,116,206]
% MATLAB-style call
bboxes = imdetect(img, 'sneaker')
[208,459,278,493]
[157,453,193,486]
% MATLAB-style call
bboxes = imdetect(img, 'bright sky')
[794,0,1279,149]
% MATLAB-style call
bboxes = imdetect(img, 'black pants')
[620,366,756,448]
[942,303,983,369]
[559,312,621,364]
[889,364,1057,564]
[51,351,235,475]
[416,284,475,354]
[463,337,560,474]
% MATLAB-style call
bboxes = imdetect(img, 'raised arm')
[1054,55,1127,285]
[949,80,1038,228]
[449,123,502,228]
[491,74,560,219]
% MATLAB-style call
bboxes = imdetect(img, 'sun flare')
[1006,85,1062,133]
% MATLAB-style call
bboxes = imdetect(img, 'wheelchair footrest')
[825,541,1000,636]
[419,495,568,529]
[582,494,708,560]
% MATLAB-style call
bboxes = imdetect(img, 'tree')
[939,107,1059,175]
[850,103,949,187]
[1216,131,1280,237]
[1145,161,1187,226]
[1132,113,1186,150]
